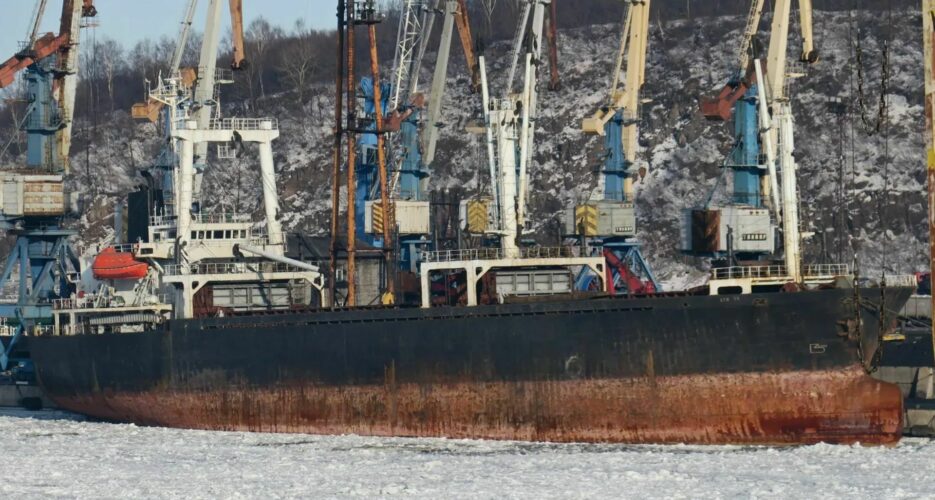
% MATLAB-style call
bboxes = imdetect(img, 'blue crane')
[0,1,95,373]
[573,0,659,295]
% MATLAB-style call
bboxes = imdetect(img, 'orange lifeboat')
[92,247,149,280]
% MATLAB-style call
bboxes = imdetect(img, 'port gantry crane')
[0,0,96,372]
[687,0,815,277]
[570,0,659,296]
[349,0,481,301]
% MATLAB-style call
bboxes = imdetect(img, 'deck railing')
[53,294,171,310]
[711,264,853,281]
[163,261,317,277]
[421,247,578,263]
[802,264,850,277]
[208,118,278,131]
[192,213,254,224]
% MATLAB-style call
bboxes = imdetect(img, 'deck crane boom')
[570,0,658,295]
[0,0,96,372]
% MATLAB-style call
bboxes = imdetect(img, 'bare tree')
[96,38,125,112]
[245,17,282,100]
[276,20,317,102]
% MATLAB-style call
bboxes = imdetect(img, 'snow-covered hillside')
[66,9,926,289]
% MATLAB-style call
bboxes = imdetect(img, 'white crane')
[478,0,549,257]
[755,0,815,282]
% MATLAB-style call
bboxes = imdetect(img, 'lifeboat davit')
[92,247,149,280]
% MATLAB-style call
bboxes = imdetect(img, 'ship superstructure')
[50,0,323,335]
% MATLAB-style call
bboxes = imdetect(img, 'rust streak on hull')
[47,367,901,445]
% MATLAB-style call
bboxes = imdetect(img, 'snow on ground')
[1,411,934,499]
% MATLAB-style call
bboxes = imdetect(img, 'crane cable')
[877,5,894,356]
[852,1,889,136]
[851,0,894,367]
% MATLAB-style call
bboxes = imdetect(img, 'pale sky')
[0,0,338,57]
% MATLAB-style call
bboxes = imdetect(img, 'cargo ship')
[29,275,912,445]
[12,0,919,446]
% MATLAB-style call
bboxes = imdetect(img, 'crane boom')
[409,0,438,97]
[799,0,817,62]
[422,0,457,165]
[56,0,88,168]
[0,34,67,88]
[737,0,765,80]
[390,0,422,110]
[505,0,532,98]
[0,1,97,91]
[454,0,479,91]
[582,0,650,153]
[28,0,51,48]
[170,0,199,72]
[764,0,792,102]
[516,0,548,224]
[229,0,246,70]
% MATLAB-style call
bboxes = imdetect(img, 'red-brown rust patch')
[48,367,902,445]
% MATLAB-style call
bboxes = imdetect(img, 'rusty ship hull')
[29,286,912,445]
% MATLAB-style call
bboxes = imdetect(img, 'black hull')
[29,286,912,444]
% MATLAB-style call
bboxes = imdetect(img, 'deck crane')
[687,0,814,283]
[355,0,481,277]
[461,0,561,238]
[0,0,96,372]
[472,0,550,257]
[569,0,658,295]
[417,0,606,307]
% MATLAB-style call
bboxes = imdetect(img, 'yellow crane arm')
[737,0,765,77]
[582,0,650,150]
[798,0,817,62]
